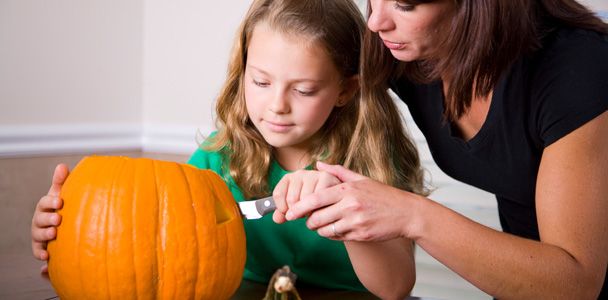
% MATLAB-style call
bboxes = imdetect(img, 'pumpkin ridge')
[130,159,139,300]
[106,156,126,299]
[178,164,200,299]
[152,159,164,299]
[72,160,89,296]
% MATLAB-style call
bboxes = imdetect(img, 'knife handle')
[255,196,276,217]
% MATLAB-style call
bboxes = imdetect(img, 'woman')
[274,0,608,298]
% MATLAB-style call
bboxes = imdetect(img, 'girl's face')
[244,23,350,158]
[367,0,455,61]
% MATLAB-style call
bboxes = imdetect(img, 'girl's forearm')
[345,239,415,300]
[411,198,601,299]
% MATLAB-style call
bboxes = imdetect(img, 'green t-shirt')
[187,142,366,291]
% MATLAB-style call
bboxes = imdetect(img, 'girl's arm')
[344,239,415,300]
[290,111,608,299]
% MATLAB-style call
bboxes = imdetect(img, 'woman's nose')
[367,2,392,33]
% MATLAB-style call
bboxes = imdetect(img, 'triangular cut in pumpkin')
[214,198,233,225]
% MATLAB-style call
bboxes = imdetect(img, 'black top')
[390,27,608,297]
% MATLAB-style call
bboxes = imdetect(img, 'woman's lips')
[264,120,294,133]
[382,39,406,50]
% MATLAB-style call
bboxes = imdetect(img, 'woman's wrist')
[400,191,431,242]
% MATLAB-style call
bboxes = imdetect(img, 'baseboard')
[0,123,214,158]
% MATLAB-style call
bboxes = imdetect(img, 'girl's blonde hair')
[204,0,426,199]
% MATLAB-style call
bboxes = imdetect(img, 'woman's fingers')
[32,226,57,243]
[316,161,366,183]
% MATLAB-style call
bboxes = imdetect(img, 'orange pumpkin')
[47,156,246,300]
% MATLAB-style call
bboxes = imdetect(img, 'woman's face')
[367,0,455,61]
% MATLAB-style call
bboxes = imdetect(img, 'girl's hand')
[272,169,341,224]
[285,161,418,241]
[31,164,69,272]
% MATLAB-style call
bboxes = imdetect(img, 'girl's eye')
[294,89,315,96]
[394,1,415,12]
[253,79,269,87]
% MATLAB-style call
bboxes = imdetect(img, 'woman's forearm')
[411,197,602,299]
[345,239,416,300]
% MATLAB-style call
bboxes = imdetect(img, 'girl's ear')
[336,75,360,107]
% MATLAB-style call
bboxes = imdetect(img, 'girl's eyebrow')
[247,64,324,83]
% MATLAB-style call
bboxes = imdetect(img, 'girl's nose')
[367,2,392,33]
[268,90,290,114]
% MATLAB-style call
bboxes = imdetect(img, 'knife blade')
[238,196,276,219]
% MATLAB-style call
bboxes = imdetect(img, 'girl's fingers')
[272,178,290,214]
[36,195,62,211]
[286,185,342,220]
[272,210,287,224]
[32,244,49,261]
[32,226,57,243]
[33,212,61,228]
[299,176,317,201]
[315,172,341,191]
[48,164,69,197]
[285,177,303,206]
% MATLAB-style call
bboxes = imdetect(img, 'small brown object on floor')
[263,265,302,300]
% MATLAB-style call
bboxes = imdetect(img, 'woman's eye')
[394,1,415,12]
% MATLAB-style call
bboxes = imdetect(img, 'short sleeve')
[186,131,224,172]
[533,29,608,147]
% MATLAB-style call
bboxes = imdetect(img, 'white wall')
[141,0,250,153]
[1,0,606,157]
[0,0,143,125]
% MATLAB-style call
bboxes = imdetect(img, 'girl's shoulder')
[187,131,225,172]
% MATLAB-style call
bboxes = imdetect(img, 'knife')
[238,196,276,219]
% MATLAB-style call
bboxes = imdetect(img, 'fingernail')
[285,211,293,220]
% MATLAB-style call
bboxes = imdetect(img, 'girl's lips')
[264,120,294,133]
[382,39,406,50]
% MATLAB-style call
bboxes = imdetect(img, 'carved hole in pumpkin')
[214,198,233,225]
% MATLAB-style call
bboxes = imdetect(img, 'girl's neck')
[274,147,311,171]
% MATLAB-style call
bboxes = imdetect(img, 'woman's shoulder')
[525,28,608,147]
[535,27,608,71]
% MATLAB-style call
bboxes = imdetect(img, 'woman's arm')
[290,111,608,299]
[273,171,416,299]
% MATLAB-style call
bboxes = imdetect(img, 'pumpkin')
[47,156,246,300]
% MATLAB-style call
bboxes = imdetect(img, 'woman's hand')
[272,169,341,224]
[285,161,419,242]
[31,164,69,273]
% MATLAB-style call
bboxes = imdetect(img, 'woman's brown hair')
[363,0,608,121]
[204,0,426,199]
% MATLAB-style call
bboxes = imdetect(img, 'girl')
[32,0,426,298]
[279,0,608,298]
